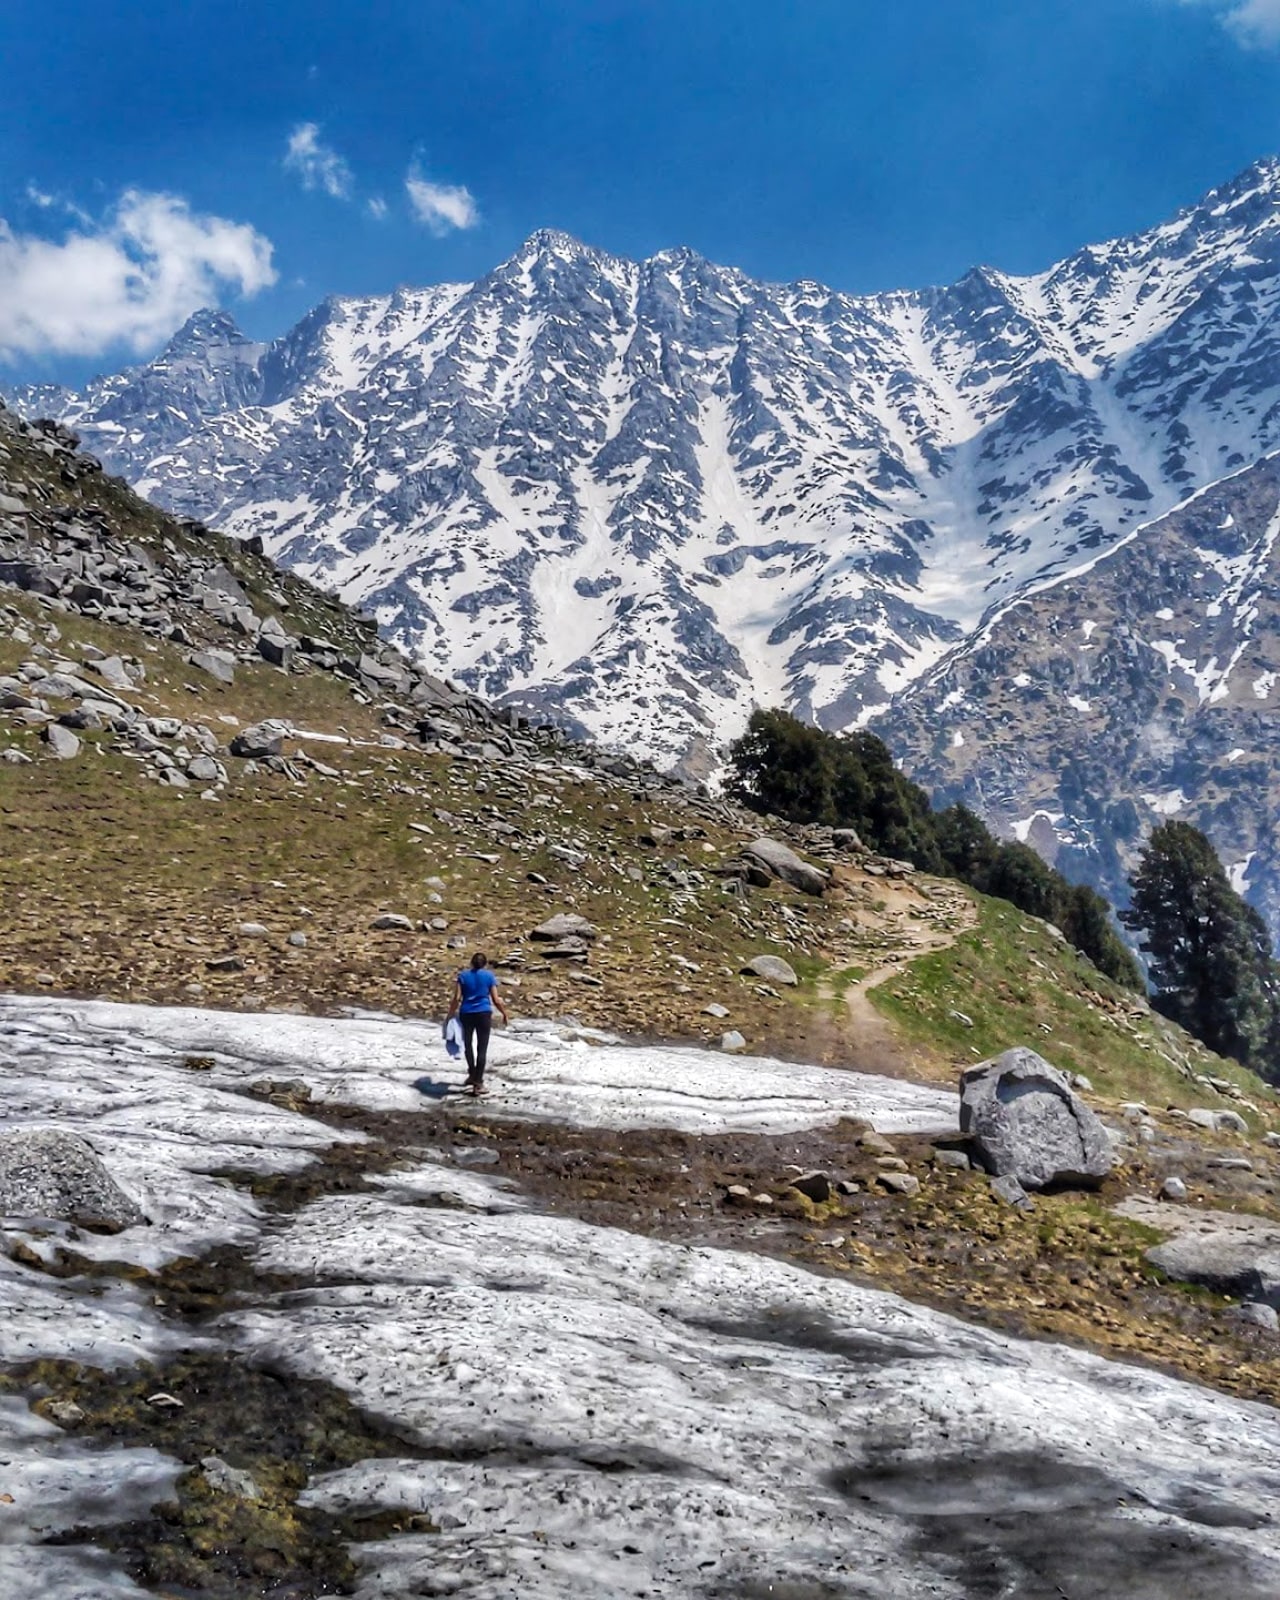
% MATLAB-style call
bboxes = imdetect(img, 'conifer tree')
[1122,821,1278,1071]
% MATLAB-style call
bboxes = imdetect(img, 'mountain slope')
[881,452,1280,936]
[15,160,1280,780]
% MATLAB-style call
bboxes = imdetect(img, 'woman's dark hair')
[470,951,488,970]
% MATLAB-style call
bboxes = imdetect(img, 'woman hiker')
[447,950,509,1096]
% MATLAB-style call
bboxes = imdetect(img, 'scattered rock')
[877,1171,921,1197]
[960,1047,1114,1190]
[229,723,285,760]
[932,1148,971,1171]
[43,1398,87,1428]
[205,953,244,972]
[790,1171,831,1203]
[188,648,235,685]
[370,913,414,932]
[1159,1176,1189,1203]
[531,912,598,943]
[740,954,798,986]
[858,1132,896,1156]
[237,922,269,939]
[287,931,308,949]
[42,723,80,759]
[0,1127,145,1233]
[720,1030,747,1053]
[989,1174,1032,1209]
[1233,1302,1279,1333]
[703,1002,730,1019]
[201,1456,262,1501]
[742,838,829,896]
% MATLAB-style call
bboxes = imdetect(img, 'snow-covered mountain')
[15,158,1280,780]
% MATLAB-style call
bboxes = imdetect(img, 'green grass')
[871,894,1273,1111]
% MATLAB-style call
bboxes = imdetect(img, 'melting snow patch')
[229,1192,1280,1599]
[1253,672,1275,700]
[1228,748,1246,764]
[1081,619,1097,639]
[951,729,965,747]
[1012,671,1031,688]
[1066,694,1091,713]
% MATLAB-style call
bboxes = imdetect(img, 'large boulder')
[742,839,829,897]
[0,1127,145,1233]
[959,1048,1113,1190]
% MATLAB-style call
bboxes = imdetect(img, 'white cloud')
[1174,0,1280,44]
[25,183,55,209]
[405,163,479,234]
[283,122,353,200]
[0,189,276,361]
[367,196,389,221]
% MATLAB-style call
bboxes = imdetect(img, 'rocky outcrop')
[960,1048,1114,1190]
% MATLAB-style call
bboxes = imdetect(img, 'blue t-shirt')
[457,967,498,1014]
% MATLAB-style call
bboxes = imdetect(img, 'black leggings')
[461,1013,492,1080]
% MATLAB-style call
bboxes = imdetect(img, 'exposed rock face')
[960,1048,1114,1191]
[0,1127,145,1232]
[883,455,1280,942]
[15,160,1280,788]
[743,839,829,897]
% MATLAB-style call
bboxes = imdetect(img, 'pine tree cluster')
[727,709,1142,990]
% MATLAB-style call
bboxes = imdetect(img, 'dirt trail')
[819,879,977,1079]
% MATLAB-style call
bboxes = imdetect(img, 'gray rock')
[877,1171,921,1197]
[201,1456,261,1501]
[933,1148,971,1171]
[187,754,223,784]
[703,1002,730,1019]
[287,931,308,948]
[43,722,80,759]
[989,1174,1032,1208]
[790,1171,831,1203]
[88,655,134,690]
[720,1030,747,1053]
[1234,1302,1280,1333]
[960,1048,1114,1190]
[740,953,799,986]
[742,838,829,896]
[1146,1220,1280,1305]
[370,913,414,931]
[1216,1110,1250,1135]
[831,828,863,851]
[188,648,236,684]
[531,912,598,943]
[1159,1176,1189,1203]
[0,1127,145,1232]
[237,922,269,938]
[229,723,284,759]
[1185,1108,1219,1131]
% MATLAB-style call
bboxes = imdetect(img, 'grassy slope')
[872,895,1269,1111]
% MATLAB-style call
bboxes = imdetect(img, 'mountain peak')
[161,308,251,357]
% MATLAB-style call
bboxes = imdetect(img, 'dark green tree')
[725,709,834,823]
[1121,821,1278,1071]
[984,842,1061,924]
[1059,883,1143,991]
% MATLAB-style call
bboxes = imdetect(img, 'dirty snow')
[3,992,1280,1597]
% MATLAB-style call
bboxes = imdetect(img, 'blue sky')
[3,0,1280,381]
